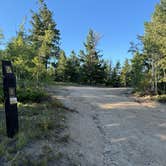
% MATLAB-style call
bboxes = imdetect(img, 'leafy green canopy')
[141,0,166,94]
[30,0,60,68]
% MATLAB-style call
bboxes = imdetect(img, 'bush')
[0,83,48,103]
[0,88,4,103]
[153,95,166,103]
[17,87,49,103]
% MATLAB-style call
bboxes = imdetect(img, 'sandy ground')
[51,86,166,166]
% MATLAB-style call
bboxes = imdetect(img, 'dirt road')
[52,86,166,166]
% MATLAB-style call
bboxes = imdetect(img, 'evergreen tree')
[111,61,121,87]
[30,0,60,68]
[130,52,145,88]
[66,50,80,82]
[55,50,67,81]
[103,60,112,86]
[80,29,105,84]
[0,30,4,78]
[121,59,131,87]
[0,29,3,45]
[141,0,166,94]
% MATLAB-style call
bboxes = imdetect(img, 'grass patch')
[16,132,28,150]
[0,97,68,165]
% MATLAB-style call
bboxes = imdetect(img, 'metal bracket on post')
[2,60,19,138]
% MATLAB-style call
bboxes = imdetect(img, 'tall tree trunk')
[154,62,158,95]
[163,69,166,94]
[151,59,155,93]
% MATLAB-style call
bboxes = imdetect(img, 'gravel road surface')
[52,86,166,166]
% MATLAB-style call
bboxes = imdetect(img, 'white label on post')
[10,97,17,104]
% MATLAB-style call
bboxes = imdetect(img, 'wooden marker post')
[2,60,19,138]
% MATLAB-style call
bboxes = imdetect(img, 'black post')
[2,60,19,138]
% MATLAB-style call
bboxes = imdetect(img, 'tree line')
[128,0,166,95]
[0,0,60,85]
[0,0,165,96]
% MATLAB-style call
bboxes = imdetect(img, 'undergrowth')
[0,97,69,165]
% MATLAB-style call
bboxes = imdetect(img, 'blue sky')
[0,0,159,65]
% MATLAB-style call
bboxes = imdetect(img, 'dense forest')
[0,0,166,101]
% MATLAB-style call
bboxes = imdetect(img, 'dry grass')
[0,98,71,165]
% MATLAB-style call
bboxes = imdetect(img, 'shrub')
[0,84,49,103]
[0,88,4,103]
[17,87,48,103]
[16,132,28,150]
[153,95,166,103]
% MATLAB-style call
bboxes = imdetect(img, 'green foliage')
[79,29,107,85]
[17,87,48,103]
[16,132,28,150]
[0,29,4,45]
[0,0,165,97]
[0,87,4,103]
[66,50,80,82]
[0,98,68,165]
[0,142,5,156]
[5,23,35,81]
[30,0,60,68]
[110,61,121,87]
[32,56,48,84]
[121,59,132,87]
[55,50,67,81]
[103,61,112,86]
[130,52,145,88]
[139,0,166,94]
[1,1,59,96]
[153,94,166,103]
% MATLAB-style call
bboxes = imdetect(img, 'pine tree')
[130,52,145,88]
[80,29,105,84]
[55,50,67,81]
[103,60,112,86]
[66,50,80,82]
[0,30,4,78]
[0,29,3,45]
[142,0,166,94]
[110,61,121,87]
[121,59,131,87]
[30,0,60,68]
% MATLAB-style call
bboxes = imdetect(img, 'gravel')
[54,86,166,166]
